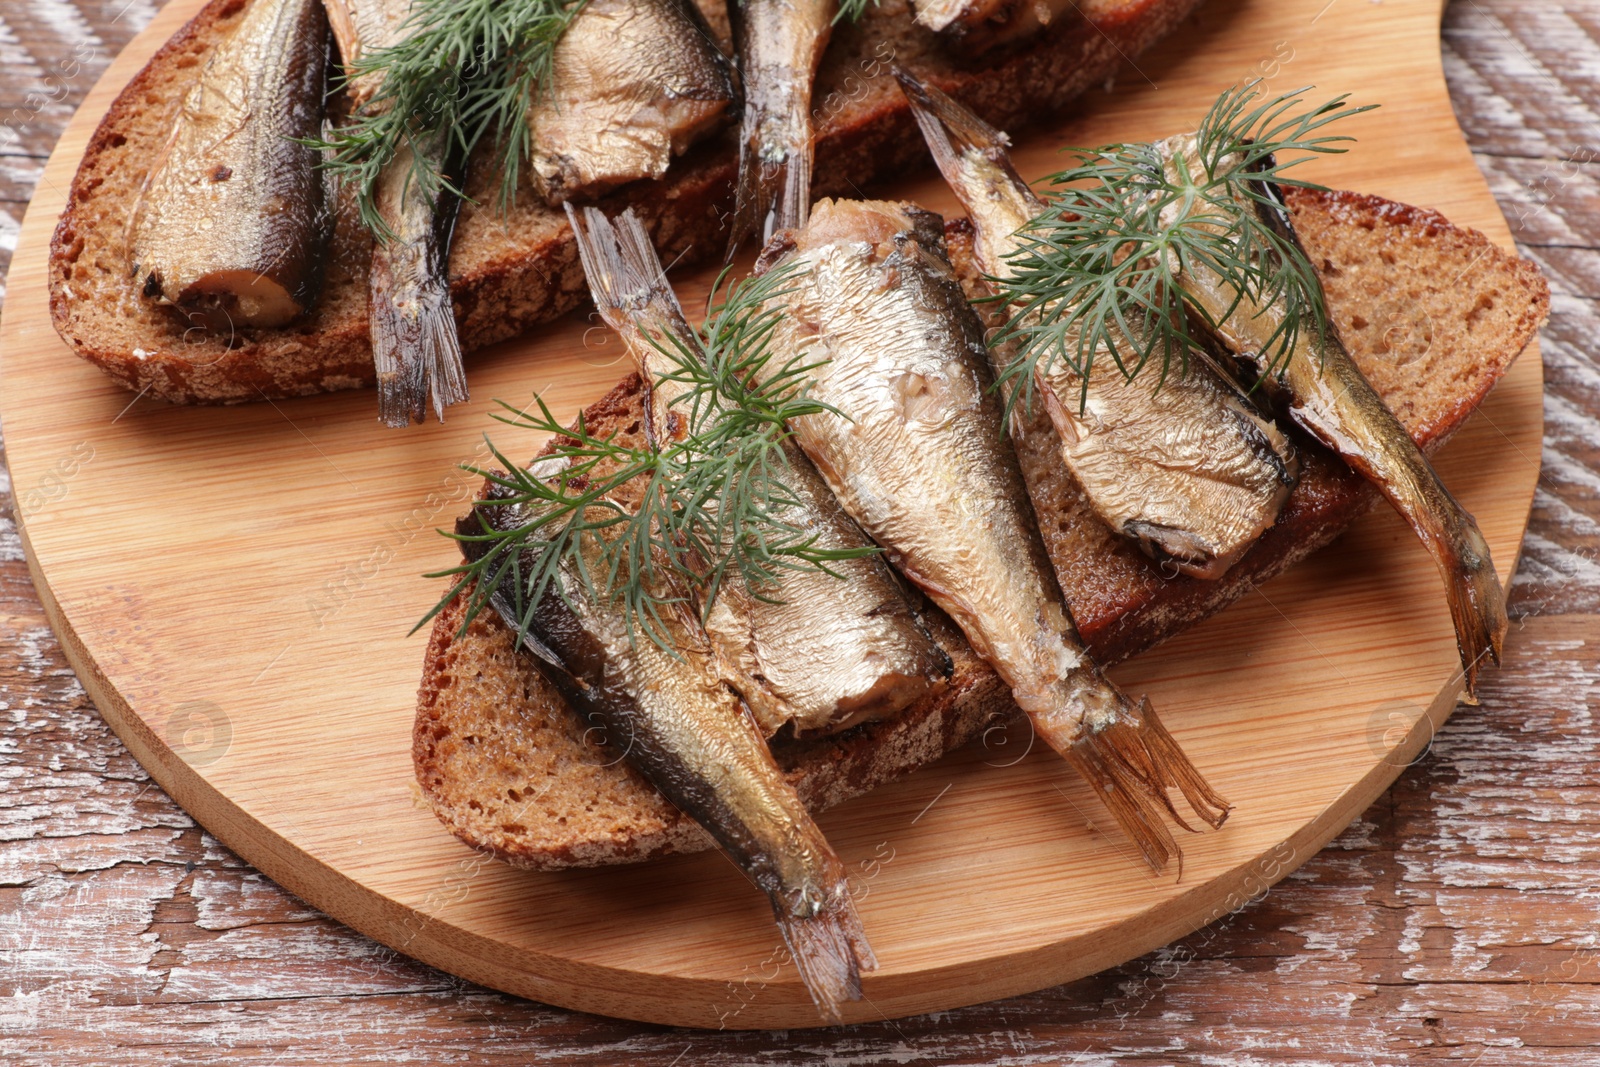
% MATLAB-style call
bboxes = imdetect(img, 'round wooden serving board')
[0,0,1543,1030]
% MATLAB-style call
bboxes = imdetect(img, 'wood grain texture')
[0,0,1586,1058]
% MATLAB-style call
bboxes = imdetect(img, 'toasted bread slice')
[412,187,1547,869]
[49,0,1203,404]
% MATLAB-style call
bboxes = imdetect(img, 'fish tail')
[1335,376,1507,698]
[418,279,468,421]
[776,122,814,235]
[370,137,467,427]
[771,885,877,1023]
[1438,515,1508,701]
[568,203,707,447]
[727,129,770,259]
[1060,690,1229,872]
[565,203,681,323]
[894,67,1017,188]
[727,59,819,257]
[370,247,467,427]
[728,112,811,258]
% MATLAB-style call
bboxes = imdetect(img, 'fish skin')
[757,198,1228,869]
[129,0,329,331]
[724,0,836,257]
[459,480,875,1021]
[527,0,736,207]
[326,0,468,426]
[909,0,1075,50]
[566,204,952,738]
[323,0,414,104]
[897,72,1296,580]
[1153,132,1509,696]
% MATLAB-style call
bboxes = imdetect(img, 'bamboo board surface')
[0,0,1543,1030]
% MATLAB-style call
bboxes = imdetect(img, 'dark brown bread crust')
[412,187,1548,869]
[50,0,1204,403]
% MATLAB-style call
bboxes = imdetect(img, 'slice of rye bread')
[49,0,1203,404]
[412,186,1548,869]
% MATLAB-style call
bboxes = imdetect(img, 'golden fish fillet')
[129,0,330,330]
[725,0,835,255]
[757,198,1229,869]
[460,478,875,1021]
[566,204,952,737]
[527,0,736,206]
[1153,132,1509,696]
[898,73,1296,579]
[326,0,468,426]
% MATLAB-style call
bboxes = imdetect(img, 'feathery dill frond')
[311,0,587,236]
[991,81,1375,416]
[416,262,869,650]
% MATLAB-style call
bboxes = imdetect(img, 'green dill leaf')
[420,260,872,653]
[308,0,588,236]
[990,80,1376,418]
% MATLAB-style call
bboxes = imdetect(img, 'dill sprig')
[312,0,587,235]
[991,82,1376,415]
[317,0,881,233]
[416,263,872,650]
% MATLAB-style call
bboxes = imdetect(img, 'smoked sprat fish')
[1152,132,1509,695]
[758,199,1229,869]
[326,0,468,426]
[725,0,836,256]
[527,0,736,206]
[897,72,1296,580]
[460,479,876,1021]
[567,205,953,737]
[129,0,329,331]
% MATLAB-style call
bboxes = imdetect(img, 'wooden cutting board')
[0,0,1543,1029]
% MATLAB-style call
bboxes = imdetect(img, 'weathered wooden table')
[2,1,1596,1061]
